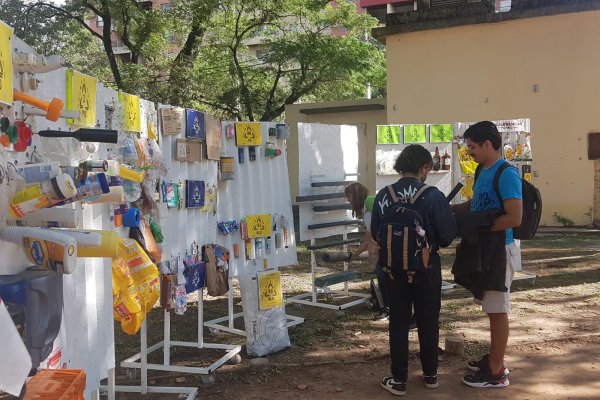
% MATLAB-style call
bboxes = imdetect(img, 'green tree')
[4,0,386,121]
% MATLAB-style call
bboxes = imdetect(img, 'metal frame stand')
[204,277,305,336]
[104,288,241,398]
[288,234,370,313]
[99,319,198,400]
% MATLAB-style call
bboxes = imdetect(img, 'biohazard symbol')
[262,280,278,302]
[127,97,137,123]
[252,218,266,235]
[78,81,90,119]
[243,125,255,140]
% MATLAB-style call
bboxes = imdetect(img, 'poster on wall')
[257,271,283,310]
[235,122,262,146]
[376,125,401,144]
[185,180,205,208]
[186,109,205,139]
[160,107,184,135]
[0,21,13,105]
[429,124,453,143]
[247,214,272,238]
[403,124,427,143]
[204,115,221,160]
[66,70,97,127]
[121,92,142,132]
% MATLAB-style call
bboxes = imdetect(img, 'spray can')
[274,232,282,249]
[233,243,240,258]
[9,174,77,218]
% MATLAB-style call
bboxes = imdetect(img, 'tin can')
[233,243,240,258]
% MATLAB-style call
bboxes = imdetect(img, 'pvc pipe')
[83,186,124,204]
[0,226,77,274]
[7,208,80,228]
[56,229,119,258]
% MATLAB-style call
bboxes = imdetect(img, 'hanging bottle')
[442,150,451,171]
[432,147,441,171]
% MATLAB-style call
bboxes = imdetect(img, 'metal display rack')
[289,180,370,313]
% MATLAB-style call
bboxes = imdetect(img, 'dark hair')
[393,144,433,175]
[463,121,502,150]
[344,182,369,218]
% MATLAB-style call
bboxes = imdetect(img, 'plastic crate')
[23,369,86,400]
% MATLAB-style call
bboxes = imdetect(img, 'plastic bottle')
[84,186,125,204]
[0,226,78,274]
[118,164,146,183]
[15,162,60,184]
[9,174,77,218]
[432,147,441,171]
[442,150,451,171]
[6,208,80,228]
[53,173,110,206]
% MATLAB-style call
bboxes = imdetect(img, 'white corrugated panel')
[297,123,359,242]
[217,121,297,278]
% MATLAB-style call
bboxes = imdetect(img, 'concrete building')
[371,0,600,226]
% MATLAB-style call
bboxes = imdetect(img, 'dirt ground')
[110,232,600,399]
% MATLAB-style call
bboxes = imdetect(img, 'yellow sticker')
[235,122,262,146]
[0,21,14,105]
[247,214,272,238]
[67,70,97,127]
[121,92,142,132]
[258,271,282,310]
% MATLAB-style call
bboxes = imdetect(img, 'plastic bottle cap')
[55,173,78,198]
[122,208,141,227]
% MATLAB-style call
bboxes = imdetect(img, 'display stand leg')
[119,289,242,384]
[100,320,198,399]
[288,236,370,312]
[163,310,170,366]
[310,239,317,303]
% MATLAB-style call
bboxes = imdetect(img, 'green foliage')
[552,212,575,227]
[4,0,386,121]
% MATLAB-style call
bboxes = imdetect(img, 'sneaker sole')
[380,382,406,396]
[467,365,510,375]
[424,382,439,389]
[461,376,510,388]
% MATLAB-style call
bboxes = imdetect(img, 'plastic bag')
[203,244,229,296]
[238,273,290,357]
[112,238,160,335]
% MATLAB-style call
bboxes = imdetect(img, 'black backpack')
[376,184,433,283]
[474,162,542,240]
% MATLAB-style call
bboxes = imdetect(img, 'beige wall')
[285,98,387,203]
[386,11,600,226]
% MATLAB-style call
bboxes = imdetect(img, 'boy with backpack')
[452,121,524,389]
[370,144,456,396]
